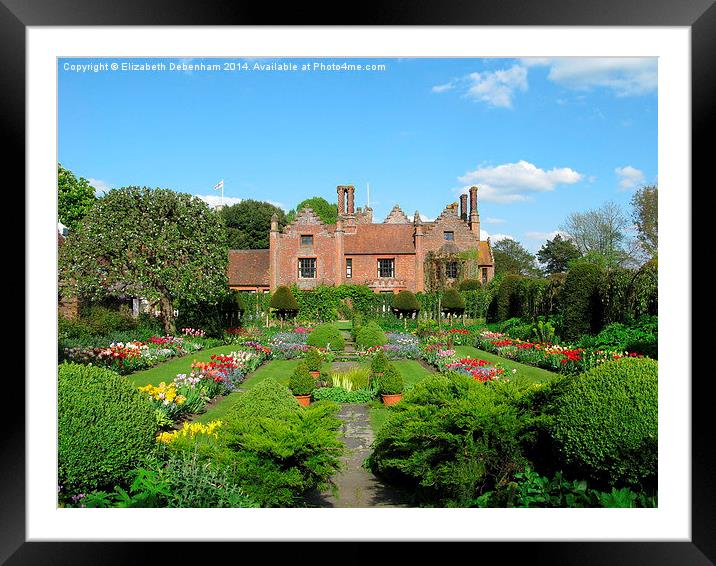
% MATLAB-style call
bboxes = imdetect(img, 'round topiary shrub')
[551,357,658,488]
[391,290,420,318]
[370,348,389,376]
[307,323,344,350]
[458,278,482,291]
[269,286,299,321]
[228,378,299,420]
[58,363,158,492]
[561,262,604,340]
[377,364,404,395]
[441,288,466,316]
[355,321,388,350]
[305,347,323,372]
[289,362,316,396]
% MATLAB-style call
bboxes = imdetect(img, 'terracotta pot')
[309,371,321,379]
[294,394,311,407]
[381,393,403,406]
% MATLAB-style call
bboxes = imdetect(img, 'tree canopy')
[58,163,97,231]
[58,187,228,333]
[560,201,638,269]
[219,199,287,249]
[631,185,658,259]
[492,238,541,277]
[286,196,337,225]
[537,234,582,274]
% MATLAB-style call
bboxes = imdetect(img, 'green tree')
[58,163,97,231]
[631,185,658,259]
[560,201,635,269]
[220,199,287,249]
[286,197,337,225]
[493,238,541,276]
[537,234,582,274]
[58,187,228,334]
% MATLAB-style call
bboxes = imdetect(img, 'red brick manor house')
[228,185,495,294]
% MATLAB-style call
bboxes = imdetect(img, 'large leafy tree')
[631,185,658,259]
[59,187,228,333]
[58,163,97,231]
[537,234,582,274]
[220,199,287,249]
[560,201,637,269]
[492,238,541,276]
[286,196,337,225]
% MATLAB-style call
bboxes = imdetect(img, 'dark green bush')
[289,362,316,396]
[58,363,157,492]
[551,357,658,488]
[489,274,524,322]
[355,321,388,350]
[368,374,531,506]
[305,347,323,372]
[79,305,137,336]
[561,263,604,340]
[441,288,466,316]
[218,380,344,507]
[307,323,344,350]
[458,279,482,291]
[377,364,404,395]
[312,387,376,403]
[270,286,299,320]
[391,290,420,317]
[370,348,389,375]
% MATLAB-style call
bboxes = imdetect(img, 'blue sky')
[58,57,657,251]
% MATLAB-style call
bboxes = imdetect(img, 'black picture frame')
[8,0,708,563]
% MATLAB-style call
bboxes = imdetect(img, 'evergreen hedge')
[391,290,420,317]
[307,323,344,350]
[355,321,388,350]
[551,357,658,488]
[561,263,604,340]
[58,363,157,492]
[458,278,482,291]
[441,288,466,316]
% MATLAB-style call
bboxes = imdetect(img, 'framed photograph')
[10,0,709,562]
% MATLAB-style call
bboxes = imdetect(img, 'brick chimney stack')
[336,185,355,216]
[346,185,355,215]
[469,186,480,236]
[459,193,468,221]
[337,186,346,216]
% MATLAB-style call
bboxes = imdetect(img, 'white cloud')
[464,65,528,108]
[88,178,112,196]
[615,165,645,190]
[419,213,435,223]
[458,160,583,203]
[481,229,512,242]
[431,81,455,93]
[525,230,572,242]
[432,64,528,108]
[197,194,243,208]
[521,57,657,96]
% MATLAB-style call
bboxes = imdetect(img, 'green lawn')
[454,345,558,384]
[335,320,353,331]
[127,345,245,387]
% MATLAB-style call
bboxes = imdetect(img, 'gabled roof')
[227,249,270,287]
[383,204,410,224]
[478,240,493,265]
[343,224,416,254]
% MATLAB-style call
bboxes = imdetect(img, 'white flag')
[214,180,224,191]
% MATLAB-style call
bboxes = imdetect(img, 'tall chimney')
[337,186,346,216]
[469,186,480,235]
[346,185,355,215]
[460,194,468,221]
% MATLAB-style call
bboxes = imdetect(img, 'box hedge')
[561,263,604,340]
[551,357,658,488]
[58,363,157,492]
[307,323,344,350]
[355,321,388,350]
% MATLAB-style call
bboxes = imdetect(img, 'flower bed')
[138,344,272,427]
[62,335,210,375]
[359,332,421,360]
[421,344,507,382]
[474,331,643,374]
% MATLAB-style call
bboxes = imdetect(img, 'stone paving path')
[305,403,411,508]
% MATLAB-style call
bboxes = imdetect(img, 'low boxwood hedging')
[551,357,658,488]
[355,321,388,350]
[58,363,158,493]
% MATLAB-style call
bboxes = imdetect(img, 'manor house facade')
[227,185,494,294]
